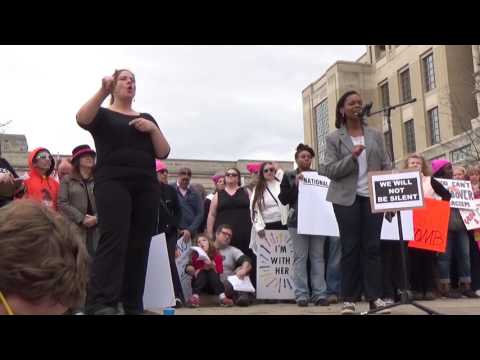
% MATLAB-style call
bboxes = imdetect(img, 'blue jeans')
[438,230,471,284]
[326,236,341,296]
[289,227,326,302]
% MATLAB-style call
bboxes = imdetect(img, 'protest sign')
[256,230,294,300]
[408,198,450,253]
[460,199,480,230]
[369,170,424,213]
[143,233,176,310]
[175,236,192,299]
[298,173,338,236]
[435,178,475,210]
[298,172,413,240]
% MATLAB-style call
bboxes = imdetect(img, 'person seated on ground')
[185,234,234,308]
[214,224,254,307]
[0,199,89,315]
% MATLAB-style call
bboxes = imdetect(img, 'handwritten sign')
[256,230,294,300]
[368,170,424,213]
[175,236,192,300]
[460,199,480,230]
[435,178,475,210]
[408,198,450,253]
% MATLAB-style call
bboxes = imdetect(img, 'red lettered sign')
[409,198,450,253]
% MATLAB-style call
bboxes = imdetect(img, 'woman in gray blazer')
[321,90,391,315]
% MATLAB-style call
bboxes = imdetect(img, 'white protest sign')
[380,210,414,241]
[460,199,480,230]
[143,233,176,310]
[175,236,192,299]
[435,178,475,210]
[298,173,339,236]
[256,230,294,300]
[369,170,424,213]
[298,172,413,240]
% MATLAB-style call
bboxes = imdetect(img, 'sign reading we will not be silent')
[369,170,424,213]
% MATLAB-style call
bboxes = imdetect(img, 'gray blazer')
[319,125,391,206]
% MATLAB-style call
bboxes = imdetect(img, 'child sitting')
[185,234,234,307]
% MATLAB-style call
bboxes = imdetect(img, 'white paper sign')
[298,172,413,240]
[460,199,480,230]
[435,178,475,210]
[143,233,175,310]
[256,230,294,300]
[175,236,192,299]
[227,275,256,293]
[298,173,339,236]
[190,246,210,262]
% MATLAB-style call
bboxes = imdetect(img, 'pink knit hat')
[431,159,451,175]
[212,174,224,184]
[246,162,261,174]
[155,160,167,172]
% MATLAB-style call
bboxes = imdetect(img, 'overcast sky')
[0,45,365,161]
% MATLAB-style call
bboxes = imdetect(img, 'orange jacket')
[23,147,59,210]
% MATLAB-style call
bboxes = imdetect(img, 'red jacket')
[23,147,59,210]
[191,251,224,274]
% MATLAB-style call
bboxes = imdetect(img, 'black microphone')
[355,102,373,118]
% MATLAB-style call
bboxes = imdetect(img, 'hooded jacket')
[24,147,59,210]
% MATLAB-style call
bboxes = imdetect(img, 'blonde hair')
[110,69,135,105]
[453,166,466,176]
[403,153,431,176]
[0,200,89,308]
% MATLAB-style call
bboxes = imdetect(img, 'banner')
[369,170,424,213]
[298,172,414,241]
[435,178,475,210]
[143,233,176,310]
[256,230,294,300]
[460,199,480,230]
[408,198,450,253]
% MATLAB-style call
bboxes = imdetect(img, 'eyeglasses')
[36,154,51,160]
[220,231,232,238]
[225,173,238,177]
[263,168,275,174]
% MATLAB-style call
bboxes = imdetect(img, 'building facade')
[303,45,480,167]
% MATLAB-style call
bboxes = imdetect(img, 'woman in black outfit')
[77,69,170,315]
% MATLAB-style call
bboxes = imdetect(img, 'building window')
[374,45,386,61]
[430,153,446,161]
[423,53,436,92]
[428,107,441,145]
[315,99,329,162]
[450,144,472,163]
[404,119,416,153]
[384,131,392,159]
[399,68,412,102]
[380,82,390,108]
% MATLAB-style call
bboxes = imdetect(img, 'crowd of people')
[1,73,480,315]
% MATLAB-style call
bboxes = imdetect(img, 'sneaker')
[327,294,339,304]
[341,302,356,315]
[314,298,330,306]
[297,298,309,307]
[423,291,437,301]
[220,297,234,307]
[235,294,251,307]
[383,298,395,306]
[369,298,391,315]
[476,290,480,297]
[174,298,184,308]
[188,295,200,308]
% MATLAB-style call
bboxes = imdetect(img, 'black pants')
[166,231,185,302]
[381,241,407,299]
[333,196,383,302]
[87,178,160,313]
[192,269,224,295]
[408,248,437,293]
[469,231,480,291]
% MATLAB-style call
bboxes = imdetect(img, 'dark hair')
[225,167,242,187]
[178,167,192,177]
[294,143,315,160]
[252,162,275,214]
[335,90,361,129]
[215,224,233,235]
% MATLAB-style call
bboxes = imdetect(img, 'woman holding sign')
[321,90,391,315]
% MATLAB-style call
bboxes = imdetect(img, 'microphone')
[355,102,373,118]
